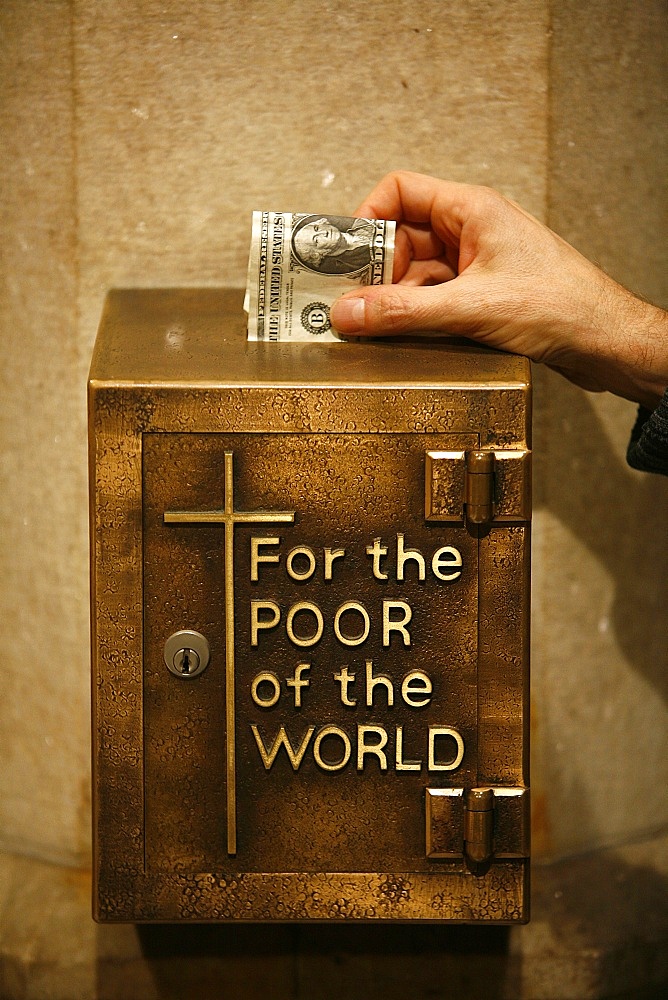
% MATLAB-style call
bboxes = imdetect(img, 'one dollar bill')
[245,211,395,341]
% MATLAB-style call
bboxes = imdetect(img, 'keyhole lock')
[164,630,210,679]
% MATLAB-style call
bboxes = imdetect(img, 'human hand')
[330,171,668,409]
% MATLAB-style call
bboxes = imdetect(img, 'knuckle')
[473,184,507,213]
[387,168,423,193]
[373,291,408,332]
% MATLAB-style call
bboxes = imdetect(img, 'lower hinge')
[426,786,530,868]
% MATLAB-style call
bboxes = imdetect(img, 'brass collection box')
[89,289,531,923]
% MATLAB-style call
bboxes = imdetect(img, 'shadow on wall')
[132,923,513,1000]
[529,846,668,999]
[532,366,668,704]
[103,841,668,1000]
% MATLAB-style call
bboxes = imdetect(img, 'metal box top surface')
[90,288,531,396]
[89,289,531,923]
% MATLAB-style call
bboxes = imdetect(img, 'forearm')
[588,278,668,409]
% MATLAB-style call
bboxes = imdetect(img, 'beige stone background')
[0,0,666,995]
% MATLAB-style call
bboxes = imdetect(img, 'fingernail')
[332,296,365,331]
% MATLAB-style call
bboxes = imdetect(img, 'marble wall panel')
[3,0,666,872]
[0,1,90,866]
[1,0,549,867]
[532,0,668,857]
[72,0,549,344]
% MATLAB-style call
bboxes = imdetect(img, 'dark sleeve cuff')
[626,388,668,476]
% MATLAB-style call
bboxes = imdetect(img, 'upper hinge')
[425,449,531,527]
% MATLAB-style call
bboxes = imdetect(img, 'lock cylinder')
[164,629,210,678]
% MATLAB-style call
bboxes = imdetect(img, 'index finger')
[355,171,473,243]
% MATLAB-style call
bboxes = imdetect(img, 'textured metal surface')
[426,788,530,860]
[425,449,532,523]
[143,431,478,874]
[89,289,531,923]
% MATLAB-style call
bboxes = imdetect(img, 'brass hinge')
[425,786,530,869]
[465,451,495,524]
[425,449,531,527]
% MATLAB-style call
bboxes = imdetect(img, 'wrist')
[591,278,668,409]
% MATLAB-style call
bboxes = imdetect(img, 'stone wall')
[1,0,666,874]
[534,0,668,857]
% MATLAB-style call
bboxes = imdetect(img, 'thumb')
[331,283,466,336]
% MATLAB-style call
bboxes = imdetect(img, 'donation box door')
[89,289,531,923]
